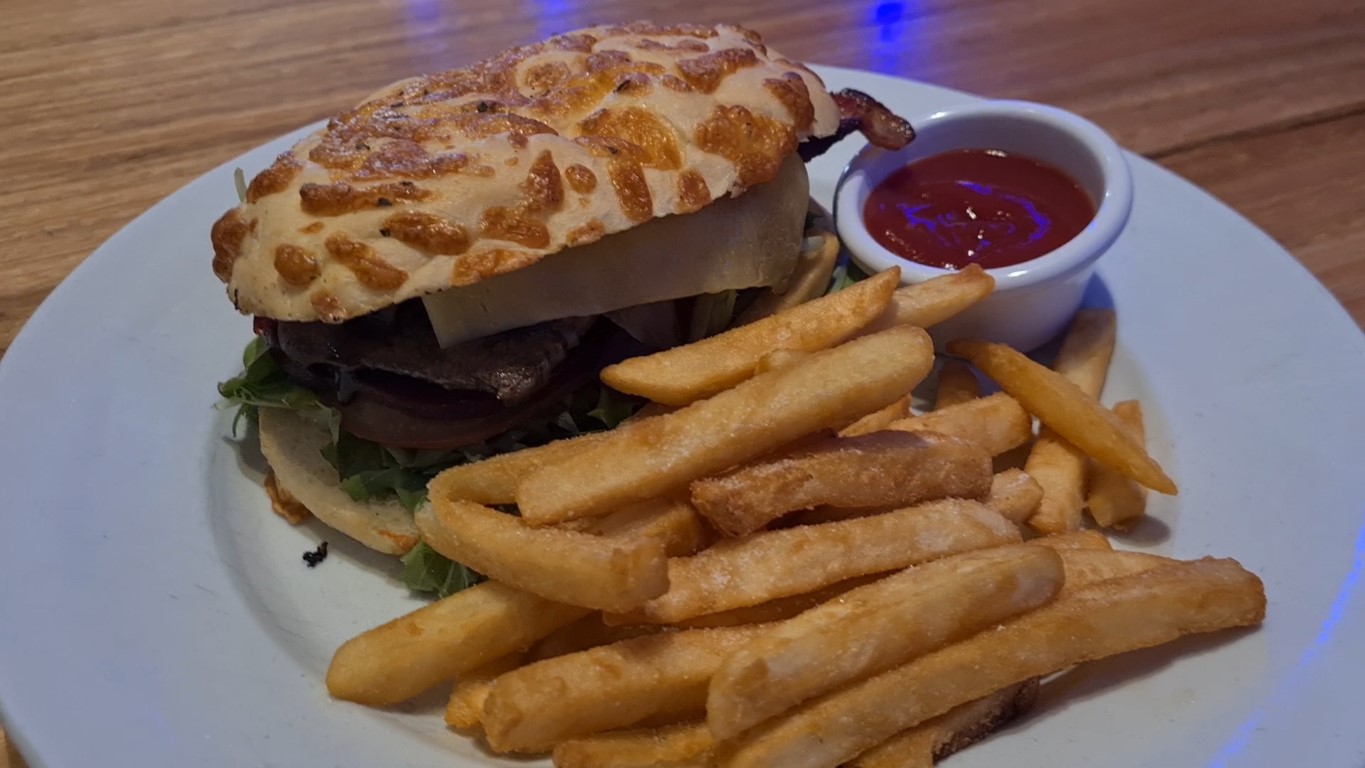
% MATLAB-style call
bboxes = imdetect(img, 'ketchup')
[862,149,1094,270]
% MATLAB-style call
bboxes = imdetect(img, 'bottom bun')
[258,408,419,555]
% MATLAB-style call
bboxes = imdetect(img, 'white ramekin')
[835,100,1133,351]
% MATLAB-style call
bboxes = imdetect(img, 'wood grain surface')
[0,1,1362,763]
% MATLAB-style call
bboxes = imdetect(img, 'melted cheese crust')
[212,22,839,323]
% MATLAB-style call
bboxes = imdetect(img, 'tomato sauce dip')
[862,149,1095,270]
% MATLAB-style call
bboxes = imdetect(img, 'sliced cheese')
[423,155,809,348]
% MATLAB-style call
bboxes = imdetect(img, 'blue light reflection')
[1207,506,1365,766]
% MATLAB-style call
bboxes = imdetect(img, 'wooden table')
[1,0,1362,763]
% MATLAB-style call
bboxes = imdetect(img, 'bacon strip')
[798,89,916,161]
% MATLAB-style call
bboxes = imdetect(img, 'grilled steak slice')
[270,300,596,404]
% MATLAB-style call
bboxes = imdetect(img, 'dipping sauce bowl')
[836,100,1133,351]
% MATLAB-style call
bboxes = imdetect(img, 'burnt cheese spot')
[451,247,538,286]
[677,170,712,213]
[246,153,303,203]
[695,104,797,188]
[578,107,682,170]
[764,73,816,132]
[299,181,433,216]
[274,245,320,287]
[480,207,551,248]
[607,157,653,223]
[384,211,471,255]
[676,48,761,93]
[311,291,347,323]
[565,220,606,246]
[521,151,566,211]
[325,233,408,291]
[522,61,572,95]
[210,209,250,282]
[564,163,597,194]
[354,140,472,179]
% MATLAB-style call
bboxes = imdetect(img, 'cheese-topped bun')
[211,21,839,324]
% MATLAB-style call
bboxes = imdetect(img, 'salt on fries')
[610,499,1020,625]
[690,431,991,537]
[482,624,772,752]
[1087,399,1150,528]
[415,500,670,612]
[518,324,935,525]
[326,582,587,706]
[948,338,1178,494]
[862,263,995,332]
[886,392,1032,456]
[720,559,1264,768]
[1023,309,1118,534]
[706,545,1064,739]
[849,680,1039,768]
[327,266,1264,767]
[602,267,902,405]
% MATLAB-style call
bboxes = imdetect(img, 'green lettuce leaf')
[313,378,643,513]
[400,541,485,597]
[217,336,320,434]
[828,258,870,293]
[219,338,645,597]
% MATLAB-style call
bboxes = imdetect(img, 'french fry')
[672,576,881,629]
[429,429,621,505]
[933,359,980,410]
[482,624,772,753]
[754,348,811,375]
[735,230,842,326]
[690,432,991,537]
[553,721,716,768]
[1055,548,1174,591]
[886,393,1033,456]
[610,499,1020,625]
[1029,529,1113,551]
[1087,400,1150,528]
[848,681,1039,768]
[1048,308,1117,395]
[415,501,668,612]
[948,339,1177,494]
[1024,309,1118,534]
[518,325,935,525]
[445,653,525,730]
[583,496,711,557]
[601,268,901,405]
[719,558,1265,768]
[1022,433,1088,534]
[780,505,892,527]
[863,264,996,332]
[839,395,911,437]
[984,468,1043,524]
[707,545,1064,739]
[326,582,588,706]
[529,614,670,661]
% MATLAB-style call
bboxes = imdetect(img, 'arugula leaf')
[828,258,871,293]
[314,380,643,514]
[586,385,639,430]
[218,338,645,596]
[217,336,320,434]
[400,541,485,597]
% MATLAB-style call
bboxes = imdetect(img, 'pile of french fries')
[326,265,1265,767]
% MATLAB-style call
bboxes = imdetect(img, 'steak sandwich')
[211,22,913,565]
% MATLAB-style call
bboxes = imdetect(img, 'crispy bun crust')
[212,22,839,323]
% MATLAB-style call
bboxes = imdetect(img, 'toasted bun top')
[212,22,839,323]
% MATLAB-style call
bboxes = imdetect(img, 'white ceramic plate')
[1,67,1363,768]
